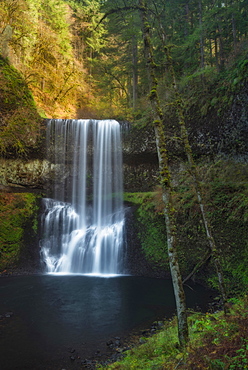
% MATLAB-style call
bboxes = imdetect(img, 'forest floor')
[96,295,248,370]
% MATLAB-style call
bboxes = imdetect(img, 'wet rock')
[81,358,97,368]
[5,312,13,318]
[139,337,147,344]
[110,353,119,362]
[123,346,131,351]
[116,347,125,353]
[0,159,50,189]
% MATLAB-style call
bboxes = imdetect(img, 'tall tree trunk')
[227,0,237,53]
[199,0,205,69]
[139,0,188,347]
[209,38,213,67]
[232,13,237,53]
[214,34,219,70]
[132,34,138,109]
[217,21,225,69]
[164,46,227,313]
[184,3,190,38]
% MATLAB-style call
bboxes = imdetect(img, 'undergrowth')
[98,296,248,369]
[124,159,248,293]
[0,193,39,270]
[124,192,168,269]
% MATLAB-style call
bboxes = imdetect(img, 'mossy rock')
[0,192,40,271]
[0,56,44,158]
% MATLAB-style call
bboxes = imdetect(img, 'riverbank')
[97,295,248,370]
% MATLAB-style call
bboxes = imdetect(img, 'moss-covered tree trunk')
[164,46,227,312]
[139,0,188,347]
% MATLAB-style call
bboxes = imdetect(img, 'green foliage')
[0,0,91,118]
[186,297,248,369]
[124,192,154,205]
[99,316,180,370]
[39,0,72,55]
[203,49,248,114]
[177,161,248,294]
[95,0,248,114]
[124,192,168,269]
[125,160,248,294]
[201,161,248,293]
[177,46,248,137]
[1,0,247,119]
[98,296,248,370]
[228,338,248,370]
[0,193,39,270]
[0,57,42,157]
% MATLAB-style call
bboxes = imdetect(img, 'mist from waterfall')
[40,119,124,276]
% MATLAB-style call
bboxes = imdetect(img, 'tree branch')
[96,6,144,30]
[183,250,212,284]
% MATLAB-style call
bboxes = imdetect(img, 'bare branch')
[96,6,144,30]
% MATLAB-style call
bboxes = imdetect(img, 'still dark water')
[0,275,214,369]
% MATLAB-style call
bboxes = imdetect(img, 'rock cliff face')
[0,159,50,190]
[187,84,248,161]
[0,67,247,193]
[122,124,159,192]
[1,100,248,193]
[0,121,158,192]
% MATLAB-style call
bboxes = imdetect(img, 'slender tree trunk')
[184,3,189,38]
[209,38,213,67]
[139,0,188,347]
[214,34,219,70]
[217,21,225,69]
[231,12,237,53]
[164,46,227,313]
[228,0,237,53]
[199,0,205,69]
[132,34,138,109]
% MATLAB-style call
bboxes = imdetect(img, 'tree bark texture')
[132,35,138,109]
[138,0,188,347]
[199,0,205,69]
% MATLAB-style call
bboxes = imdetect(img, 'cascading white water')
[40,119,124,275]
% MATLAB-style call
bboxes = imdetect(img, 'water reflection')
[0,275,214,369]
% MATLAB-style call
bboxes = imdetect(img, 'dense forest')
[0,0,248,368]
[1,0,247,120]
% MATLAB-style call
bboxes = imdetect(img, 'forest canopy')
[0,0,247,120]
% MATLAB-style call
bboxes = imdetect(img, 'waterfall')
[40,119,124,275]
